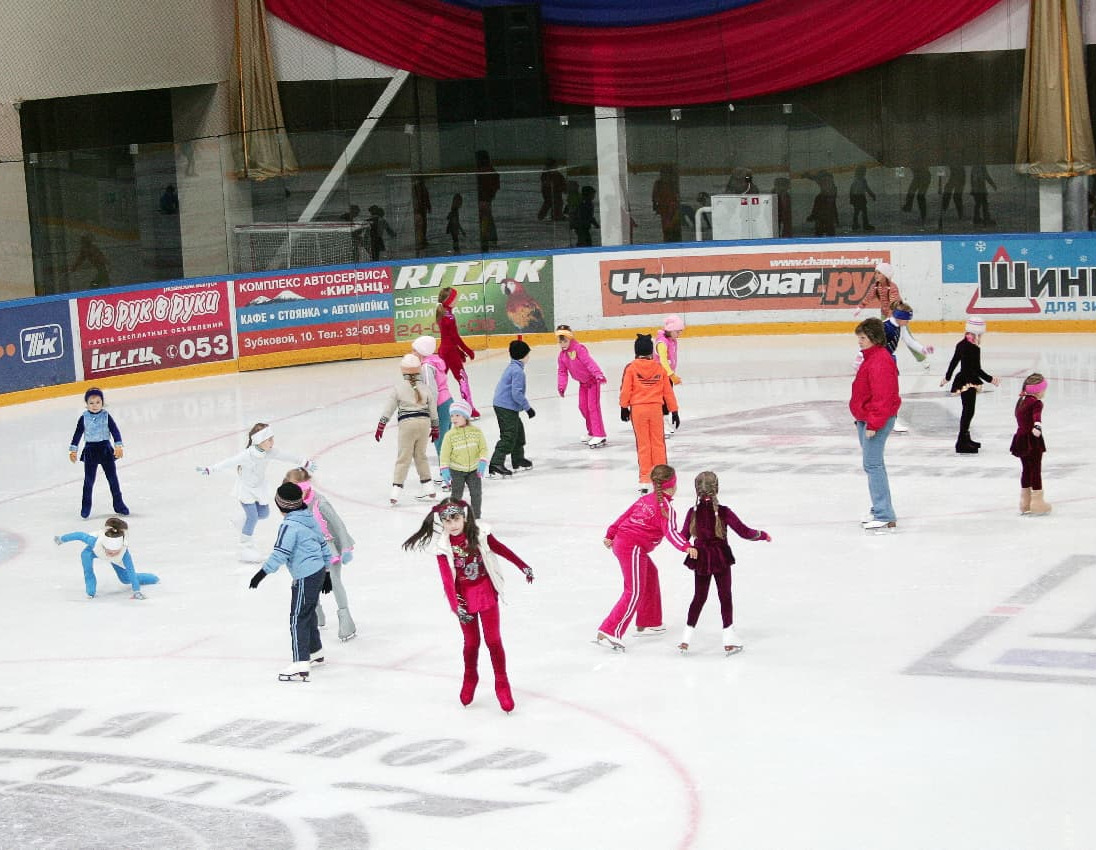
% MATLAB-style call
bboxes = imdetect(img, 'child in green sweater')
[439,400,489,518]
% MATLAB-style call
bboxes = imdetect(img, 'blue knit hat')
[84,387,104,403]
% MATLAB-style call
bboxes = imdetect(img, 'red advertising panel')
[600,250,891,316]
[77,280,234,379]
[234,267,394,357]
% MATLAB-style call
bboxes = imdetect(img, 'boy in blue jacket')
[489,340,536,477]
[68,387,129,519]
[249,481,332,681]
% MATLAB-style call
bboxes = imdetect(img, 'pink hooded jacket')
[557,340,606,394]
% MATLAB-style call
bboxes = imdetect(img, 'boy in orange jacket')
[620,334,679,493]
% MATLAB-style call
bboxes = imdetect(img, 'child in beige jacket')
[376,354,440,505]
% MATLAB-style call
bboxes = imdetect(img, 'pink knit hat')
[663,314,685,332]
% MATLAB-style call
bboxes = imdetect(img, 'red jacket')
[849,344,901,430]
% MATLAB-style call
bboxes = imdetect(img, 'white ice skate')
[416,481,437,501]
[595,630,626,652]
[278,661,310,682]
[239,536,263,563]
[587,436,607,448]
[580,435,592,444]
[679,625,694,655]
[892,421,909,434]
[309,650,325,667]
[337,608,357,641]
[636,625,667,636]
[389,485,402,506]
[863,519,898,534]
[723,625,743,656]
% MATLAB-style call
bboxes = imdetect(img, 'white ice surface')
[2,332,1094,850]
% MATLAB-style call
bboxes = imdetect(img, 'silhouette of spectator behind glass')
[941,163,966,221]
[772,178,792,238]
[339,204,363,260]
[72,233,110,289]
[412,178,431,251]
[902,166,931,225]
[446,194,466,254]
[970,164,997,226]
[806,171,838,236]
[159,185,179,215]
[652,165,682,243]
[475,149,500,253]
[725,167,758,195]
[366,205,395,262]
[849,166,876,231]
[681,192,712,241]
[537,158,566,222]
[573,185,599,247]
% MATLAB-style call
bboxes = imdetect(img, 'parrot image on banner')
[500,278,548,332]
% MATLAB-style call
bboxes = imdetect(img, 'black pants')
[490,407,526,468]
[81,441,127,516]
[958,388,978,436]
[289,569,325,663]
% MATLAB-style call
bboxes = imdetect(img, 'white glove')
[852,307,863,319]
[53,535,62,545]
[303,459,318,473]
[195,466,210,475]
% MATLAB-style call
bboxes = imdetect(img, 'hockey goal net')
[232,222,365,273]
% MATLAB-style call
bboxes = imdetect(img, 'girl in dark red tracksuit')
[436,286,479,418]
[403,499,534,712]
[678,471,770,656]
[597,464,696,650]
[1010,373,1050,516]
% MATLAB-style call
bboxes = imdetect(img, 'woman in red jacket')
[436,286,479,418]
[850,318,901,531]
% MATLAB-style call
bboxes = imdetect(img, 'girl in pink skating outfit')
[597,464,697,650]
[656,315,685,436]
[403,498,535,712]
[555,324,608,447]
[413,335,455,472]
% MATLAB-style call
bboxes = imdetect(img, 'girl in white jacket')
[197,423,314,561]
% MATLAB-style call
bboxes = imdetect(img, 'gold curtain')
[233,0,298,179]
[1016,0,1096,177]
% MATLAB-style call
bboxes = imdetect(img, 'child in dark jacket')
[942,316,1000,453]
[68,387,128,518]
[248,482,332,682]
[489,339,535,477]
[678,471,770,656]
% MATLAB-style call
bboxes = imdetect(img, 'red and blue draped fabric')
[265,0,1004,106]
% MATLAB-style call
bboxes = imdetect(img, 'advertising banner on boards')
[392,257,555,341]
[75,280,234,379]
[234,267,394,356]
[0,299,76,393]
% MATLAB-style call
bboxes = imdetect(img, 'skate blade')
[593,634,626,652]
[278,673,309,682]
[725,646,744,657]
[339,632,357,642]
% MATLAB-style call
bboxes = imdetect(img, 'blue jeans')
[857,418,896,522]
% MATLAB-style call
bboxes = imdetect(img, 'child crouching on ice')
[55,517,159,599]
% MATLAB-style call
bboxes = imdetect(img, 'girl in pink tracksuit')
[597,463,697,650]
[413,335,454,468]
[556,324,608,448]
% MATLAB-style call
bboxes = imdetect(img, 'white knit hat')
[412,335,436,357]
[965,316,986,335]
[400,353,422,372]
[875,262,894,279]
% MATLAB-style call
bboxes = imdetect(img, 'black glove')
[526,407,536,418]
[522,566,535,584]
[620,407,631,423]
[662,402,669,416]
[321,572,333,594]
[249,569,266,589]
[671,411,680,428]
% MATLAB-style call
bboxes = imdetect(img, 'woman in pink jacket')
[850,317,901,532]
[556,324,608,448]
[597,464,697,650]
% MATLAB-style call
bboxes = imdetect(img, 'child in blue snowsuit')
[248,481,333,682]
[69,387,129,518]
[55,517,159,599]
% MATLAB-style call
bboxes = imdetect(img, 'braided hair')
[689,471,725,539]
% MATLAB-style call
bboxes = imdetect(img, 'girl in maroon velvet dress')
[1010,373,1050,516]
[678,471,770,656]
[436,286,479,418]
[403,499,534,712]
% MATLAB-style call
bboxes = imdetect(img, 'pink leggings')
[577,381,606,438]
[598,540,663,639]
[460,604,507,679]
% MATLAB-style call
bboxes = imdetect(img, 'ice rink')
[2,330,1094,850]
